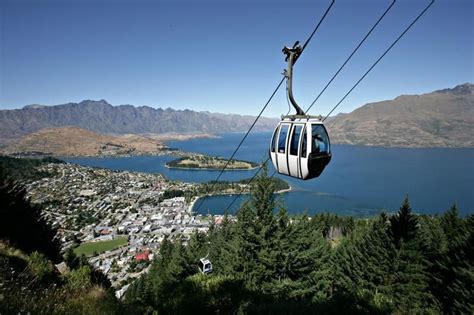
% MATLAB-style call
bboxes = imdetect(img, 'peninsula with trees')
[166,155,260,170]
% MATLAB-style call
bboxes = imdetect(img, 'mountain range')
[0,100,278,143]
[326,83,473,147]
[0,83,472,151]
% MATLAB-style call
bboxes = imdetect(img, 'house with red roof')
[134,250,150,262]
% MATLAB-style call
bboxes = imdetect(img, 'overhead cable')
[323,0,435,121]
[306,0,396,114]
[194,0,336,213]
[223,0,435,212]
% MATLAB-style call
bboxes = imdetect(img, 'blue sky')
[1,0,472,117]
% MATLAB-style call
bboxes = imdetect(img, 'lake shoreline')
[189,184,293,214]
[63,133,474,216]
[165,164,260,171]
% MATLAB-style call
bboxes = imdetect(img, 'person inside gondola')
[311,125,328,154]
[312,134,323,153]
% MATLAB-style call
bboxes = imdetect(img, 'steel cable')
[323,0,435,121]
[222,0,435,212]
[194,0,336,214]
[306,0,396,114]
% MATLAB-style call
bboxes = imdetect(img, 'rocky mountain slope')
[1,83,472,149]
[327,83,474,147]
[0,100,278,143]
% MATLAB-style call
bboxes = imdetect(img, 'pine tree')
[359,215,396,300]
[441,204,463,248]
[207,212,239,275]
[417,214,447,311]
[390,197,434,313]
[234,165,280,290]
[447,218,474,314]
[306,229,333,302]
[235,201,259,287]
[391,239,432,312]
[274,207,291,283]
[250,164,276,227]
[332,218,369,294]
[390,196,418,246]
[435,214,474,313]
[332,214,396,311]
[251,165,278,279]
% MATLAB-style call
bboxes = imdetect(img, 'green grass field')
[73,237,128,257]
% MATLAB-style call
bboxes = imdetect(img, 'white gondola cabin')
[199,257,212,274]
[269,41,332,180]
[270,116,331,180]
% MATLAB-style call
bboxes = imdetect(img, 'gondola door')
[269,125,279,172]
[288,124,303,178]
[299,126,309,179]
[276,123,290,175]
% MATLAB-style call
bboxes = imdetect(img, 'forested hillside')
[1,162,472,313]
[125,170,473,314]
[0,182,121,314]
[0,155,63,182]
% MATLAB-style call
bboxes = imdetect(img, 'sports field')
[73,237,128,257]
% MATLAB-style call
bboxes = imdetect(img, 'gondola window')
[278,124,289,153]
[311,124,329,154]
[290,125,302,156]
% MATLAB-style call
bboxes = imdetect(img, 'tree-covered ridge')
[195,177,289,194]
[166,155,259,170]
[239,176,289,192]
[0,181,121,314]
[0,155,63,182]
[125,170,473,314]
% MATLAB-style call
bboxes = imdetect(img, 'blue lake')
[66,132,474,217]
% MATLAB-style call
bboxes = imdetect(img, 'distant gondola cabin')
[199,257,212,274]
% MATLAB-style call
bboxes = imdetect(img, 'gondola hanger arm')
[282,41,305,116]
